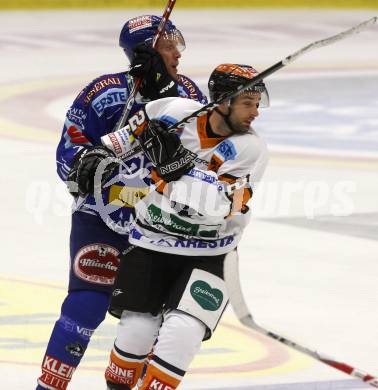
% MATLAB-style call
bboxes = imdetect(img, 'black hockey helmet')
[208,63,269,107]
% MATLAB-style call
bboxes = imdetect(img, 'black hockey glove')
[129,43,178,100]
[67,146,118,197]
[138,119,195,182]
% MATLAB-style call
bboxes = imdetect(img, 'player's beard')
[227,114,250,134]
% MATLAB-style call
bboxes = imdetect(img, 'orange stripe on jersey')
[197,114,225,149]
[218,174,253,215]
[105,349,144,387]
[138,361,181,390]
[133,120,147,137]
[208,154,224,173]
[151,168,167,194]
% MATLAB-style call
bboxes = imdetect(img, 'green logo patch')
[190,280,223,311]
[146,204,220,238]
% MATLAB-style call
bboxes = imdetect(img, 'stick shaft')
[166,17,376,132]
[224,250,378,388]
[114,0,177,132]
[116,16,376,161]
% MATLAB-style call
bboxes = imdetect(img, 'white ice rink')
[0,8,377,390]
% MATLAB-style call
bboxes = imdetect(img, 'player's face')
[156,38,181,80]
[228,93,260,133]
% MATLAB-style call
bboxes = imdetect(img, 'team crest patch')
[73,244,120,285]
[190,280,223,311]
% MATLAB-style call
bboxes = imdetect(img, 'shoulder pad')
[229,133,267,164]
[177,74,208,104]
[77,72,126,105]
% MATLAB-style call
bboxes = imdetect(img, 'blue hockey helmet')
[120,15,186,62]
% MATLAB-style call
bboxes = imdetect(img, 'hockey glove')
[138,119,195,182]
[67,146,118,197]
[129,43,178,100]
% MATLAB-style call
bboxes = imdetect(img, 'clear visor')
[243,83,270,108]
[145,28,186,52]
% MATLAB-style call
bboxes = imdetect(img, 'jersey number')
[128,109,146,136]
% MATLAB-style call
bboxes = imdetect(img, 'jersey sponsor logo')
[65,342,85,358]
[40,355,75,389]
[107,132,123,155]
[83,77,122,104]
[185,168,218,185]
[128,15,152,33]
[60,315,94,339]
[104,126,135,154]
[73,244,120,285]
[66,107,87,127]
[92,88,126,117]
[215,139,237,161]
[131,227,234,249]
[146,204,220,239]
[77,326,94,338]
[147,377,175,390]
[178,75,200,102]
[158,115,178,128]
[152,238,174,247]
[103,127,135,156]
[190,280,223,311]
[105,362,136,385]
[173,235,234,248]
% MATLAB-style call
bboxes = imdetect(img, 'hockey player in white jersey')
[104,64,269,390]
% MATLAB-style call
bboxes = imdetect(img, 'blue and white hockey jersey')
[56,71,207,234]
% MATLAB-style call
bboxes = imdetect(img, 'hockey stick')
[73,1,177,207]
[168,17,376,130]
[116,16,376,161]
[223,249,378,388]
[113,0,177,132]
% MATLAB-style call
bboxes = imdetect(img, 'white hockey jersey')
[129,97,268,255]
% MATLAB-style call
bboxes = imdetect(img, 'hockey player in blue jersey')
[36,15,207,390]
